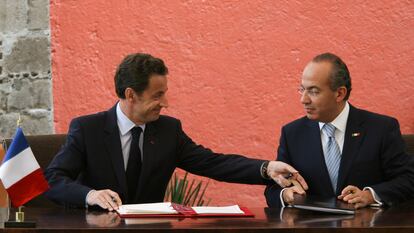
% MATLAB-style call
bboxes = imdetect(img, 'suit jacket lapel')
[337,105,365,193]
[135,121,158,201]
[306,119,337,195]
[103,104,128,199]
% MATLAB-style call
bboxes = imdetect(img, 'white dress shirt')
[318,102,349,155]
[116,102,145,171]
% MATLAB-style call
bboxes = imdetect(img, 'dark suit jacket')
[45,105,268,207]
[265,105,414,207]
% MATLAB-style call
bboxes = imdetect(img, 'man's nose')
[160,96,169,108]
[300,92,311,104]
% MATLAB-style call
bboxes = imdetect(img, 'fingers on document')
[97,190,122,211]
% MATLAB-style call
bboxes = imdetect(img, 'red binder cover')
[116,204,254,218]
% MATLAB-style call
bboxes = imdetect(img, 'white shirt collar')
[116,102,145,136]
[318,102,350,133]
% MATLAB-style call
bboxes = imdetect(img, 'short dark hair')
[114,53,168,99]
[312,52,352,100]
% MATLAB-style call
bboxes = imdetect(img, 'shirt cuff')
[85,189,96,208]
[363,187,383,207]
[280,188,287,207]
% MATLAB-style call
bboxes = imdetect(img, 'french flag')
[0,128,49,207]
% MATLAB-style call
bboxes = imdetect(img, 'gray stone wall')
[0,0,52,138]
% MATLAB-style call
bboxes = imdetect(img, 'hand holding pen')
[281,173,309,204]
[267,161,308,189]
[86,189,122,211]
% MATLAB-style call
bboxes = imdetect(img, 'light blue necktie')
[323,123,342,193]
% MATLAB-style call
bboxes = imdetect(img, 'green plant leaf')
[164,171,211,206]
[197,179,210,206]
[183,179,195,205]
[190,182,201,206]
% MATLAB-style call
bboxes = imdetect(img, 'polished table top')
[1,201,414,232]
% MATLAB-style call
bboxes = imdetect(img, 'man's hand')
[267,161,308,190]
[86,189,122,211]
[282,185,306,204]
[338,185,375,209]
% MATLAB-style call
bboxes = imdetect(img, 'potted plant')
[164,172,211,206]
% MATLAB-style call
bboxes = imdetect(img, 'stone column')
[0,0,52,138]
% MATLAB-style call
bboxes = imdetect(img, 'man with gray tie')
[265,52,414,208]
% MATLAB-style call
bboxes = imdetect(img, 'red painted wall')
[51,0,414,207]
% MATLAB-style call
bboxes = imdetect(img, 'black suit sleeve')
[175,120,268,185]
[370,118,414,206]
[44,118,92,207]
[265,126,290,207]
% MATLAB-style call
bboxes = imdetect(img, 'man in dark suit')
[265,52,414,208]
[45,53,307,211]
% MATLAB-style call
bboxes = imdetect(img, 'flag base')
[4,220,36,228]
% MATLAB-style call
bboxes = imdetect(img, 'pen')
[285,173,304,191]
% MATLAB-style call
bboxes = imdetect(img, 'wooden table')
[1,201,414,232]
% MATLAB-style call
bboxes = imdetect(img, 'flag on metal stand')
[0,127,49,207]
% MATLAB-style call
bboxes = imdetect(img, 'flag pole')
[16,114,21,128]
[15,206,24,222]
[16,114,24,223]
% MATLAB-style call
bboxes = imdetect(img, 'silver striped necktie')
[323,123,342,193]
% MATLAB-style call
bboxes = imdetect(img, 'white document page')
[192,205,244,214]
[118,202,178,214]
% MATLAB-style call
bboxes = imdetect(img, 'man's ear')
[336,86,347,102]
[124,88,135,102]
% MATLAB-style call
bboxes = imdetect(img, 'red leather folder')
[117,204,254,218]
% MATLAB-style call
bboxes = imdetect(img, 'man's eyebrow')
[153,90,165,96]
[302,85,319,90]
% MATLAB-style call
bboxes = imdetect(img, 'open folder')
[291,194,356,215]
[116,202,254,218]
